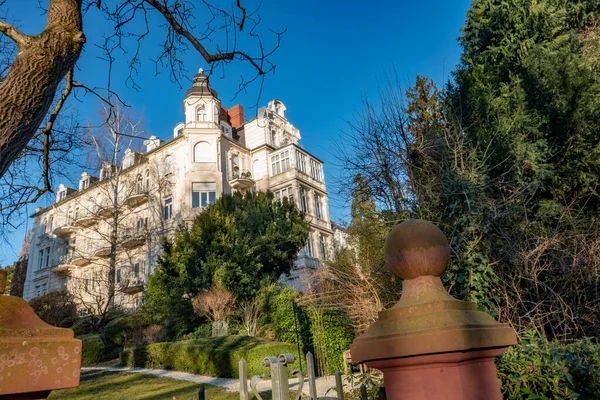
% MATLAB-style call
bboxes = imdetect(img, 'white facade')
[23,69,333,307]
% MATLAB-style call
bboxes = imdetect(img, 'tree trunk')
[0,0,84,178]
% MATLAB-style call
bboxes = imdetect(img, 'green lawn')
[48,370,239,400]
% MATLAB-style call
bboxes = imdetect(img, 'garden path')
[82,367,348,397]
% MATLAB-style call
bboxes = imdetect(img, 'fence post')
[334,369,343,400]
[239,358,248,400]
[350,220,518,400]
[306,352,317,400]
[359,384,367,400]
[198,385,205,400]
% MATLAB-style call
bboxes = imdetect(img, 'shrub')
[189,324,212,340]
[497,331,600,399]
[308,309,355,375]
[71,317,94,337]
[120,335,303,378]
[28,291,76,326]
[79,334,104,365]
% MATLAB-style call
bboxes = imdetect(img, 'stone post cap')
[0,295,82,396]
[350,219,517,363]
[384,219,450,280]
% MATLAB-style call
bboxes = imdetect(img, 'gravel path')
[82,366,346,397]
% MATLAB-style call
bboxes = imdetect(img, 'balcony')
[124,190,148,208]
[229,170,255,191]
[120,230,146,249]
[53,224,77,238]
[51,255,77,275]
[96,206,113,219]
[74,213,98,228]
[122,278,145,294]
[94,245,112,258]
[71,254,93,266]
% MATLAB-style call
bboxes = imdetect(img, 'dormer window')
[101,169,111,180]
[59,191,67,201]
[82,178,90,190]
[196,105,207,122]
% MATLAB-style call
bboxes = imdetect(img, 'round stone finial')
[384,219,450,280]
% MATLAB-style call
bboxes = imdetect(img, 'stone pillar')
[0,270,82,399]
[350,220,517,400]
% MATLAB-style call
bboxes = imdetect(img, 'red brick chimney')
[228,104,244,128]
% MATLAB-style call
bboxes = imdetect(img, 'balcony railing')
[120,228,146,249]
[229,170,255,190]
[122,277,145,294]
[123,189,149,208]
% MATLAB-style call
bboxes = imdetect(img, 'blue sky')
[0,0,472,264]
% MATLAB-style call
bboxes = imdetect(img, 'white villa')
[23,69,333,309]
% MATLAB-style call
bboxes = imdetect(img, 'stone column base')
[366,348,508,400]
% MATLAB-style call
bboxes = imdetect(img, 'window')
[299,186,309,213]
[67,208,73,224]
[193,141,213,162]
[163,198,173,220]
[38,249,44,270]
[136,218,144,232]
[101,168,111,180]
[253,160,263,180]
[46,248,50,268]
[314,194,322,219]
[164,155,173,176]
[231,155,240,177]
[270,129,277,146]
[116,268,121,284]
[48,216,53,232]
[270,150,290,176]
[136,174,144,193]
[196,104,207,121]
[145,170,150,191]
[192,183,217,208]
[59,190,67,201]
[134,262,140,278]
[302,237,313,257]
[296,151,308,174]
[42,218,47,231]
[319,234,327,260]
[82,178,90,190]
[310,159,324,182]
[274,187,294,204]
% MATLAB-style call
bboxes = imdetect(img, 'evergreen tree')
[144,191,309,333]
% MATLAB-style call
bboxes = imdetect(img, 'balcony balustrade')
[120,229,146,249]
[229,170,255,190]
[122,277,145,294]
[123,189,149,208]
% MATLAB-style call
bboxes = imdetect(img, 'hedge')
[120,335,303,378]
[79,334,104,365]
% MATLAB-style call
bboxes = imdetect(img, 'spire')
[186,68,218,98]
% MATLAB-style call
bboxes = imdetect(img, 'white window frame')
[164,198,173,220]
[196,104,207,122]
[314,194,322,219]
[271,150,290,176]
[192,182,217,208]
[299,186,309,213]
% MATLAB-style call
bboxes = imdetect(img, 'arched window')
[253,159,263,180]
[145,170,150,191]
[232,154,239,177]
[196,105,207,122]
[194,141,213,162]
[136,174,143,193]
[164,155,173,176]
